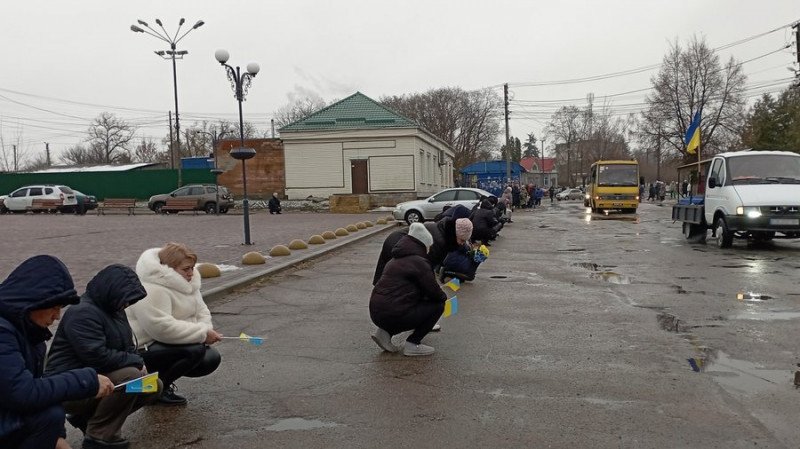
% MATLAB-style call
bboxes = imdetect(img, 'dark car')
[147,184,234,214]
[71,190,99,215]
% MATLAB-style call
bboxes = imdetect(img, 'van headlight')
[736,206,761,218]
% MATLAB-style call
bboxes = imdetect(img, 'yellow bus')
[584,160,640,213]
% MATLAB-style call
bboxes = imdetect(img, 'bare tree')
[381,87,502,170]
[131,138,167,163]
[546,106,586,186]
[273,96,328,129]
[640,36,747,161]
[60,145,92,165]
[86,112,136,163]
[25,152,51,172]
[0,121,30,172]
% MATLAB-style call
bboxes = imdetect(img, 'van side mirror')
[708,177,717,189]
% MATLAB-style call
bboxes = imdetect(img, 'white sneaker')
[431,323,441,332]
[371,328,399,352]
[403,341,435,356]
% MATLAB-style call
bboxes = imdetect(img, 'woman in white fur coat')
[126,242,222,406]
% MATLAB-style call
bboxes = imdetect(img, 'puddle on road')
[731,310,800,321]
[736,292,772,301]
[264,418,339,432]
[588,272,631,284]
[702,351,788,395]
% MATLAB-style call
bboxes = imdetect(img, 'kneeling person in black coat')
[369,223,447,357]
[46,264,161,449]
[268,192,282,214]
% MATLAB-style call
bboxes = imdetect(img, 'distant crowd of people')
[641,180,692,202]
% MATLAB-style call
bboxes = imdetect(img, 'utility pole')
[794,22,800,87]
[12,144,17,172]
[45,142,51,167]
[540,138,546,187]
[271,118,275,138]
[504,83,511,185]
[168,112,175,169]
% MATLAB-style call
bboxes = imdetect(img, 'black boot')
[157,383,187,406]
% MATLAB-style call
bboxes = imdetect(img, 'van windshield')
[597,165,638,187]
[729,155,800,184]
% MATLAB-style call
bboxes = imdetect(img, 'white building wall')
[282,128,455,200]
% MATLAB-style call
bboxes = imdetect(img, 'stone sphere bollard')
[308,235,326,244]
[356,222,367,229]
[242,252,266,265]
[196,263,221,278]
[269,245,291,257]
[346,224,358,232]
[322,231,337,240]
[288,239,308,250]
[365,221,374,227]
[334,228,349,236]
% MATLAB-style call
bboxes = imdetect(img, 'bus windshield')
[597,164,639,187]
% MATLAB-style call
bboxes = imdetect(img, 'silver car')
[392,187,493,225]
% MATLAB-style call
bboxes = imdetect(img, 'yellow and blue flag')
[444,277,460,291]
[239,332,263,345]
[116,372,159,394]
[443,296,458,317]
[685,111,700,154]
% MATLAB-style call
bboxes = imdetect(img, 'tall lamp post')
[192,128,230,215]
[131,18,204,188]
[215,49,259,245]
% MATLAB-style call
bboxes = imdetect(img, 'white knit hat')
[407,222,434,249]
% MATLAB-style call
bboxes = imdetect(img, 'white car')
[393,187,493,224]
[0,185,78,213]
[556,188,584,201]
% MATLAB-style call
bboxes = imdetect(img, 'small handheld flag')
[221,333,264,345]
[685,111,700,154]
[115,372,159,394]
[444,277,460,291]
[443,296,458,317]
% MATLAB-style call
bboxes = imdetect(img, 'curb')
[201,221,400,302]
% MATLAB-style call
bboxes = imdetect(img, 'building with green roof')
[279,92,455,204]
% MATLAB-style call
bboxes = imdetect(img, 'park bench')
[164,198,200,215]
[97,198,136,216]
[27,198,63,213]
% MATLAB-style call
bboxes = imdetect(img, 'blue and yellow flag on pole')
[443,296,458,317]
[685,111,700,154]
[115,372,159,394]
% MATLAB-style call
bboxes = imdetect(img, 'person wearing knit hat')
[454,218,473,243]
[369,224,447,356]
[407,222,433,250]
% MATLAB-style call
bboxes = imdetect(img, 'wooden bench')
[164,198,199,215]
[27,198,63,213]
[97,198,136,215]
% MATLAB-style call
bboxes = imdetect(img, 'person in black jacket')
[0,255,114,449]
[369,223,447,356]
[372,207,469,286]
[46,264,161,449]
[471,199,503,245]
[268,192,282,214]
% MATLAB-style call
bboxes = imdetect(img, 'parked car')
[0,184,78,213]
[392,187,494,225]
[70,190,99,215]
[556,188,584,201]
[147,184,234,214]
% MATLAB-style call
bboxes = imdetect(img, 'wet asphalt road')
[10,202,800,448]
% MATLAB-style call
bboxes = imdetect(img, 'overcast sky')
[0,0,797,163]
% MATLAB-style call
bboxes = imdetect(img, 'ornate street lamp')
[131,18,204,188]
[215,49,259,245]
[192,128,231,215]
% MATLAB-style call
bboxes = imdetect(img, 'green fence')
[0,169,215,201]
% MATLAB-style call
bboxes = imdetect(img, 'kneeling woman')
[126,242,222,405]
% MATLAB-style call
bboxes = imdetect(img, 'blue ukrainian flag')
[685,111,701,154]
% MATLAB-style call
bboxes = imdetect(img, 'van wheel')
[714,218,733,248]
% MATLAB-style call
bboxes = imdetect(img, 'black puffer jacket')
[372,216,461,285]
[46,264,147,376]
[369,235,447,320]
[471,199,499,241]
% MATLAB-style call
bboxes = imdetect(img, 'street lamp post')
[192,128,230,215]
[131,18,204,188]
[215,49,259,245]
